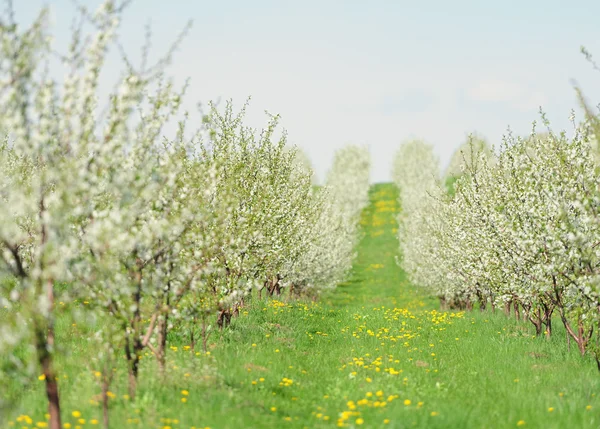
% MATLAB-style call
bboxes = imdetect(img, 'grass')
[3,183,600,429]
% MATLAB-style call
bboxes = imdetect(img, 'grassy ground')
[4,183,600,429]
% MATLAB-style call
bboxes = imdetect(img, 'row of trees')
[394,112,600,366]
[0,2,371,428]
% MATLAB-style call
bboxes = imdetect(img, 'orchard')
[2,1,600,429]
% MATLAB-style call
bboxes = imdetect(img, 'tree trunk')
[190,320,196,356]
[543,306,553,338]
[43,358,61,429]
[217,308,231,329]
[156,315,168,375]
[526,307,543,336]
[202,316,209,353]
[559,311,591,356]
[125,274,144,398]
[33,278,62,429]
[102,377,110,429]
[439,296,447,311]
[35,325,61,429]
[124,337,140,399]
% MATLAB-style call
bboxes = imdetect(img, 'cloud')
[467,79,547,112]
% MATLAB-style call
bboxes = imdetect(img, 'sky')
[12,0,600,183]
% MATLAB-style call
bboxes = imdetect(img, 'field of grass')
[4,183,600,429]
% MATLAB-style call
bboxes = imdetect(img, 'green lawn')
[4,183,600,429]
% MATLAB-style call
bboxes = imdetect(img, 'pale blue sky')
[13,0,600,183]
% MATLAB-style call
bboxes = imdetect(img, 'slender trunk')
[541,300,554,338]
[439,296,447,311]
[217,309,225,330]
[526,307,543,336]
[124,337,140,399]
[558,310,590,356]
[156,314,168,375]
[543,307,553,338]
[101,376,109,429]
[125,273,143,398]
[156,275,175,374]
[35,322,61,429]
[190,317,196,356]
[202,316,208,353]
[128,371,137,399]
[34,195,61,429]
[476,290,486,312]
[33,275,62,429]
[545,318,552,338]
[42,355,61,429]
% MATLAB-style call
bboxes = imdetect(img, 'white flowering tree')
[394,116,600,366]
[0,1,372,426]
[444,133,494,196]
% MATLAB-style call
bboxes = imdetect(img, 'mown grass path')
[6,184,600,429]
